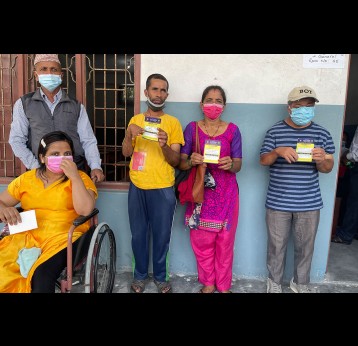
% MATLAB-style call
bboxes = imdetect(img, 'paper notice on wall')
[303,54,345,68]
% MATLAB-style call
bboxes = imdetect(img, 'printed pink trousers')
[190,204,238,292]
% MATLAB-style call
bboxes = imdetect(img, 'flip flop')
[218,290,232,293]
[198,286,216,293]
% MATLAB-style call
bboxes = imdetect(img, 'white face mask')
[146,97,165,111]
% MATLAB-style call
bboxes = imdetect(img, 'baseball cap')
[34,54,61,66]
[287,86,319,103]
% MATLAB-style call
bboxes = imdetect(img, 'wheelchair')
[57,208,117,293]
[0,207,116,293]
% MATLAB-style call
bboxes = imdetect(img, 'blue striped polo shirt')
[260,120,335,212]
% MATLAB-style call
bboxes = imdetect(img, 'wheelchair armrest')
[73,208,99,227]
[16,207,98,227]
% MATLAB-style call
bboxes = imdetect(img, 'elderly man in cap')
[9,54,104,183]
[259,85,335,293]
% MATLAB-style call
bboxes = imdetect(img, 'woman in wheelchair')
[0,131,97,293]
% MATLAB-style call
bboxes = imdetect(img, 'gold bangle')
[187,158,192,167]
[230,161,234,170]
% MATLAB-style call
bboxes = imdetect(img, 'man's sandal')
[130,279,146,293]
[154,280,172,293]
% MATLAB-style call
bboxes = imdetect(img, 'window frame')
[0,54,141,189]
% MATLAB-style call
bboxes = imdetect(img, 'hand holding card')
[8,210,38,234]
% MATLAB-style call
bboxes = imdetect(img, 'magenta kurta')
[181,121,242,291]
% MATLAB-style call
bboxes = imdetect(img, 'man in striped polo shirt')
[260,86,335,293]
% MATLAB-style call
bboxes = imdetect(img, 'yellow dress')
[0,169,97,293]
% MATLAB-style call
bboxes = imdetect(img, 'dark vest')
[21,89,85,167]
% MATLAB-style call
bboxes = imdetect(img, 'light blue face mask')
[38,74,62,92]
[290,106,315,126]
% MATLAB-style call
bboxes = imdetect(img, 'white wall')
[141,54,349,105]
[138,54,350,280]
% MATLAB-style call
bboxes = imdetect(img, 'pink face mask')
[46,155,73,174]
[203,103,224,120]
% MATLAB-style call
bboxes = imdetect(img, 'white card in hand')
[8,210,38,234]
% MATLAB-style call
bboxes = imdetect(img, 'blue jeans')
[128,183,177,282]
[336,164,358,244]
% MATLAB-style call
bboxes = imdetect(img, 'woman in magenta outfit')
[178,85,242,293]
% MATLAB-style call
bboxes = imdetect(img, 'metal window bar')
[0,54,22,178]
[86,54,134,182]
[0,54,135,183]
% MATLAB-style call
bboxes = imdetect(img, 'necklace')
[203,121,220,138]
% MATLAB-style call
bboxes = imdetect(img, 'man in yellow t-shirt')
[122,73,184,293]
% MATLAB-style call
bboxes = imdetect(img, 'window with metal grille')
[0,54,140,186]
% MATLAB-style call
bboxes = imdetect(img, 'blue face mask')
[38,74,62,92]
[290,106,315,126]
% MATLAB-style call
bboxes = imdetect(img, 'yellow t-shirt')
[128,113,184,189]
[0,169,97,293]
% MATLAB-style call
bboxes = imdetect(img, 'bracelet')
[187,158,192,167]
[230,161,234,170]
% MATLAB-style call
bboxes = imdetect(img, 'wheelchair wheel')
[84,222,116,293]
